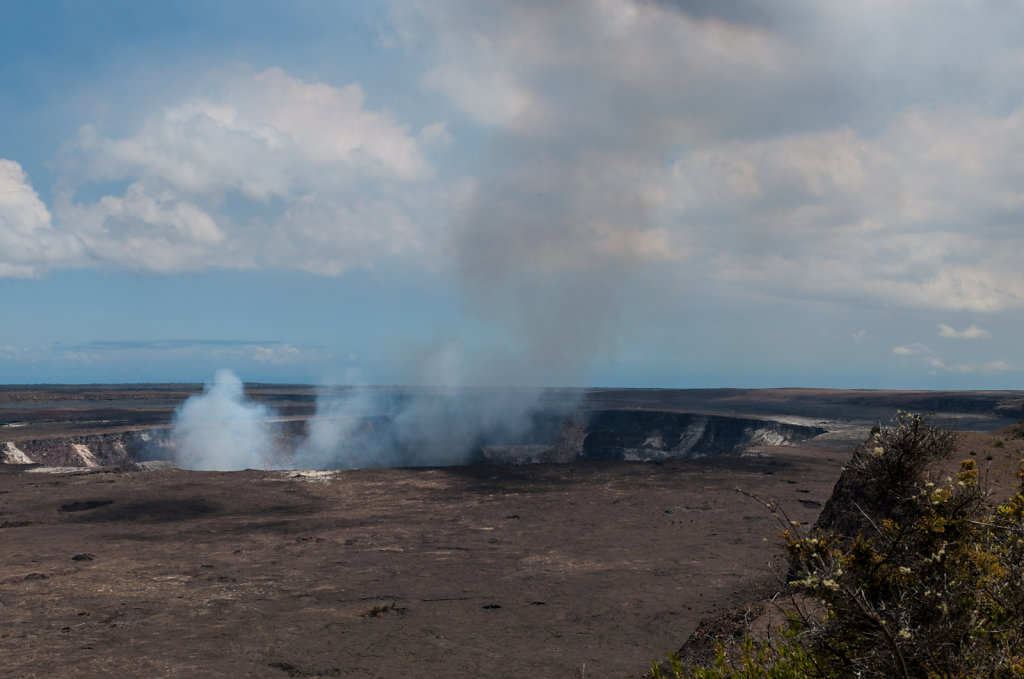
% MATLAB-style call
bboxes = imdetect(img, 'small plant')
[652,623,829,678]
[361,602,395,618]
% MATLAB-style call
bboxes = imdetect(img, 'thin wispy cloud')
[938,324,991,340]
[0,340,333,369]
[893,343,932,357]
[926,358,1013,375]
[894,340,1011,377]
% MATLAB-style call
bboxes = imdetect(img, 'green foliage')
[662,413,1024,679]
[784,462,1024,677]
[652,621,834,679]
[846,411,958,511]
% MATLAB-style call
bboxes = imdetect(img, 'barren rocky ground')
[1,450,843,678]
[2,386,1022,678]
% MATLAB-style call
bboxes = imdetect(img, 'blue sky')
[2,1,1023,388]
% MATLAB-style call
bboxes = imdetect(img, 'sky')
[1,0,1023,389]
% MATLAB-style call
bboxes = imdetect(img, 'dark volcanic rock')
[0,451,845,678]
[478,410,826,465]
[3,429,171,468]
[4,410,827,470]
[58,499,114,513]
[579,410,826,462]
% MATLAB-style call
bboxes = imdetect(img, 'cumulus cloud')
[76,68,433,198]
[55,183,226,273]
[412,0,795,139]
[7,0,1024,357]
[938,324,991,339]
[668,107,1024,312]
[36,68,443,276]
[401,0,1024,318]
[406,0,1024,141]
[0,159,82,277]
[266,193,424,276]
[372,1,1022,380]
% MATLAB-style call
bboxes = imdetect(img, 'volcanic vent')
[474,410,826,465]
[1,409,825,470]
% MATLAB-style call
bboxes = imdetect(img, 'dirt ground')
[0,448,846,678]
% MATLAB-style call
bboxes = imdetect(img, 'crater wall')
[1,410,826,469]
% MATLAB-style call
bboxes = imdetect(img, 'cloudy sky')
[2,0,1023,388]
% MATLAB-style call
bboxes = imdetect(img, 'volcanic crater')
[2,385,1023,677]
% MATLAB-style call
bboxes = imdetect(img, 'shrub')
[659,413,1024,678]
[652,622,828,679]
[783,459,1019,677]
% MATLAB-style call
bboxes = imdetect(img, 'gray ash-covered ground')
[1,450,844,678]
[2,386,1022,677]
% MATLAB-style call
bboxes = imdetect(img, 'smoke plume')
[172,369,278,470]
[292,384,563,470]
[169,370,570,471]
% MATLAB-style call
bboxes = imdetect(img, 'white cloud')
[234,343,334,366]
[265,193,425,276]
[671,107,1024,311]
[982,360,1014,373]
[413,0,794,138]
[7,0,1024,332]
[938,324,991,339]
[893,343,931,357]
[0,340,334,370]
[396,1,1024,315]
[422,63,549,134]
[76,68,433,200]
[925,357,1013,374]
[0,159,82,277]
[417,121,451,146]
[56,183,227,273]
[34,68,443,277]
[893,338,1011,375]
[851,330,867,342]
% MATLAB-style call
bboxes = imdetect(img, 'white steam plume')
[292,382,569,470]
[171,367,577,471]
[172,369,278,470]
[292,387,383,469]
